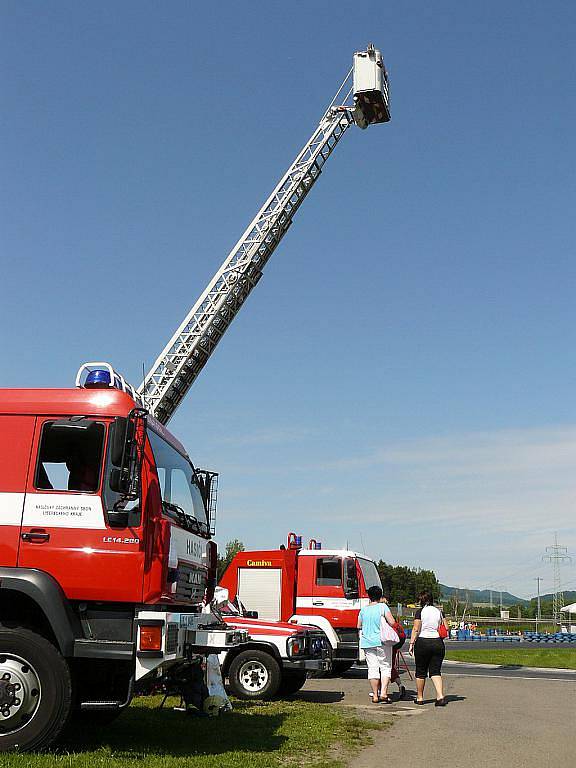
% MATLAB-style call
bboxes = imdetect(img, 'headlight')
[310,637,325,656]
[287,635,308,657]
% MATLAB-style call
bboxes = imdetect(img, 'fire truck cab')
[0,368,245,751]
[219,533,383,673]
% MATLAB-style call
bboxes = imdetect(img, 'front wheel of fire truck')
[227,650,282,700]
[277,670,307,696]
[0,628,72,752]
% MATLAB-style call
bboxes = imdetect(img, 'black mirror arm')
[162,500,201,533]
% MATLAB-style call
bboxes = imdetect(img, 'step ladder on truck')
[219,533,385,674]
[0,45,390,751]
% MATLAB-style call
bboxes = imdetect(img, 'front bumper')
[135,610,248,681]
[283,656,332,672]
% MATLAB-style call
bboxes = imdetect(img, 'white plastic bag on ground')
[205,654,232,712]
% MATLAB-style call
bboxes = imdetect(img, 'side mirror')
[109,466,131,495]
[110,417,134,467]
[108,410,146,498]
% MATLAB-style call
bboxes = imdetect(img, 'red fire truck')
[219,533,384,673]
[0,370,246,751]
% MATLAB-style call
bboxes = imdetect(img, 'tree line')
[375,560,441,605]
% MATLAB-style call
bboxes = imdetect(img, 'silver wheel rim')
[238,660,269,692]
[0,653,42,736]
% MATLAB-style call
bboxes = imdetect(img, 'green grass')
[446,648,576,669]
[2,697,384,768]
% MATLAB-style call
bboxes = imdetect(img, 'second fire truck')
[220,533,384,673]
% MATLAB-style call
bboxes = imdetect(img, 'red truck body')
[0,389,176,604]
[219,534,383,670]
[0,383,244,751]
[0,388,208,605]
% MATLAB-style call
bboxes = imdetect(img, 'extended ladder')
[139,45,390,425]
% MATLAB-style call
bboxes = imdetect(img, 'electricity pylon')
[543,533,571,622]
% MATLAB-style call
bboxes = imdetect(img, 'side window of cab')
[344,558,359,598]
[316,557,342,587]
[35,419,105,493]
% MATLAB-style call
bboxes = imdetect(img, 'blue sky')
[2,1,575,598]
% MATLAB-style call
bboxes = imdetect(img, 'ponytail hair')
[419,591,433,608]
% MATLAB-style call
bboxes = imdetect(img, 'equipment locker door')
[237,568,282,621]
[0,415,35,566]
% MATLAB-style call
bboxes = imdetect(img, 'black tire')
[227,650,282,700]
[277,671,307,696]
[0,627,72,752]
[330,661,355,676]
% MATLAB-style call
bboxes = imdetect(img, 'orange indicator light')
[140,625,162,652]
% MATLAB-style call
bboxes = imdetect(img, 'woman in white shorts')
[357,585,399,703]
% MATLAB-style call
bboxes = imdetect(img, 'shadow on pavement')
[294,690,346,704]
[341,668,366,679]
[402,695,466,705]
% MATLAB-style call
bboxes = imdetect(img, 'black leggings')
[414,637,445,679]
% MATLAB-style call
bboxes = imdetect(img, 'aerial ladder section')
[138,45,391,425]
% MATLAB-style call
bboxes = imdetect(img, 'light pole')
[534,577,542,633]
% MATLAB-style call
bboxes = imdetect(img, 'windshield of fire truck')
[358,558,382,592]
[148,429,208,529]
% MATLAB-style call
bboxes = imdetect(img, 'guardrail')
[447,631,576,644]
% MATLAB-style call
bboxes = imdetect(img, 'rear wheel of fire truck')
[277,670,307,696]
[0,628,72,752]
[227,650,282,700]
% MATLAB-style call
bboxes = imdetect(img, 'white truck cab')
[214,588,331,699]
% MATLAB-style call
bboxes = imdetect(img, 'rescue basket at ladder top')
[352,44,391,128]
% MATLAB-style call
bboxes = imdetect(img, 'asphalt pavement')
[348,658,576,682]
[297,659,576,767]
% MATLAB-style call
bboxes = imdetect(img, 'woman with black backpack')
[409,591,449,706]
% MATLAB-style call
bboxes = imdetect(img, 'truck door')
[309,555,361,628]
[307,555,344,621]
[0,415,35,566]
[18,417,145,602]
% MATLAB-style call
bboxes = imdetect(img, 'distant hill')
[440,584,528,606]
[439,585,576,608]
[539,591,576,605]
